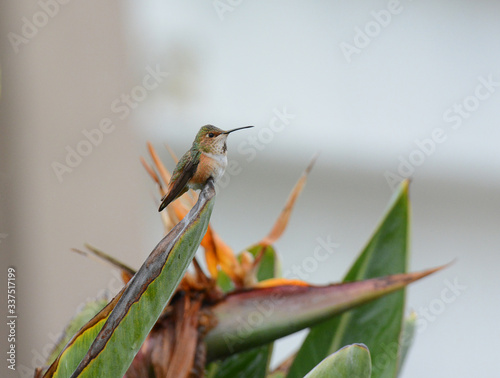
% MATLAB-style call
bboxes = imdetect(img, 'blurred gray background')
[1,1,499,377]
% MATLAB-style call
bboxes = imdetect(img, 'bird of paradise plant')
[35,143,445,378]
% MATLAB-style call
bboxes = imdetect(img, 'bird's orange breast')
[190,154,220,185]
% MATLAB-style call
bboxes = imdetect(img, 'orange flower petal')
[201,225,215,250]
[253,278,311,288]
[164,143,179,164]
[147,141,172,186]
[140,156,163,190]
[204,245,219,278]
[259,155,317,247]
[213,233,242,282]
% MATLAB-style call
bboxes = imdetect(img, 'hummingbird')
[158,125,253,212]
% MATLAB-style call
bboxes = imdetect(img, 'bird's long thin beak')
[224,126,254,134]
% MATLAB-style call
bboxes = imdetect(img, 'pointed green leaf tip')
[304,344,371,378]
[44,181,216,378]
[288,179,411,378]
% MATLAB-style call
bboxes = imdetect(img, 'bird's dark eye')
[208,133,215,138]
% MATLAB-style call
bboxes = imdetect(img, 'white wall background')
[1,1,499,377]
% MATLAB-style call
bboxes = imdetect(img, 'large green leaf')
[304,343,371,378]
[204,266,440,361]
[43,181,216,377]
[288,179,410,378]
[208,245,279,378]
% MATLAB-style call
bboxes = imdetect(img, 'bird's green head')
[193,125,253,154]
